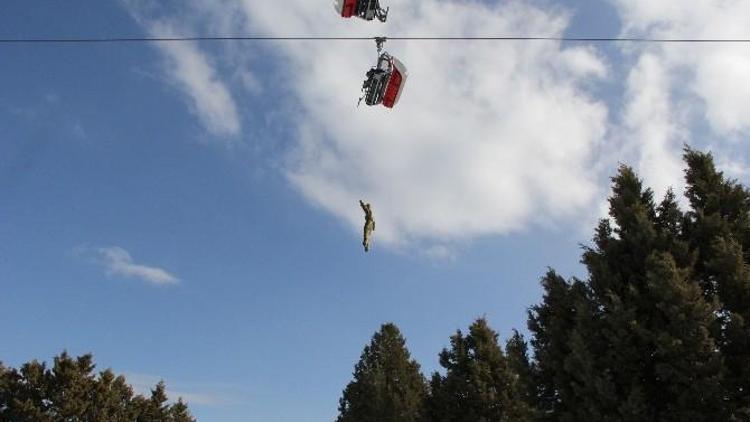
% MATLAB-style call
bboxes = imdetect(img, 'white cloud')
[621,53,685,200]
[127,373,237,406]
[128,1,750,250]
[715,153,750,179]
[227,0,609,246]
[561,47,608,79]
[613,0,750,137]
[123,1,242,138]
[87,246,179,285]
[150,22,241,137]
[608,0,750,203]
[424,244,457,261]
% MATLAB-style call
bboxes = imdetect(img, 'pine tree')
[135,381,171,422]
[86,369,139,421]
[528,161,725,421]
[682,147,750,418]
[169,399,194,422]
[428,318,532,422]
[528,273,609,422]
[505,330,534,413]
[48,352,97,418]
[336,323,427,422]
[0,351,195,422]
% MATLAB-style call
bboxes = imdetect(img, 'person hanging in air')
[360,200,375,252]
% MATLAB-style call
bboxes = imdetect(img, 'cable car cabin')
[334,0,389,22]
[361,53,407,108]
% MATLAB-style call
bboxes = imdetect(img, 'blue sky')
[3,1,750,421]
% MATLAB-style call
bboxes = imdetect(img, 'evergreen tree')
[336,323,427,422]
[0,351,195,422]
[428,318,532,422]
[528,160,725,421]
[134,382,171,422]
[505,330,534,413]
[682,148,750,418]
[528,273,606,422]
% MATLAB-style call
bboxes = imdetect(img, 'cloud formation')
[150,27,242,137]
[124,0,750,250]
[89,246,179,285]
[612,0,750,193]
[619,53,686,200]
[229,0,609,246]
[124,0,242,138]
[127,373,237,406]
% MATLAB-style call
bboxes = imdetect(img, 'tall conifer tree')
[428,318,532,422]
[682,148,750,417]
[336,323,427,422]
[505,329,534,413]
[529,160,724,421]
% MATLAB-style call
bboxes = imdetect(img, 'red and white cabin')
[383,57,408,108]
[334,0,358,18]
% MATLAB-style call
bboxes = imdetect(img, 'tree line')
[0,352,194,421]
[336,148,750,422]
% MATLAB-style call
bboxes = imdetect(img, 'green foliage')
[427,318,533,422]
[505,330,534,413]
[0,351,195,422]
[336,323,427,422]
[527,148,747,421]
[682,148,750,418]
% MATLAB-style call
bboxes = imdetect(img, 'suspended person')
[360,200,375,252]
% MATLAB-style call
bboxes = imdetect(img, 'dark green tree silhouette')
[528,272,597,421]
[682,148,750,418]
[336,323,427,422]
[528,154,726,421]
[505,329,534,413]
[428,318,532,422]
[0,351,195,422]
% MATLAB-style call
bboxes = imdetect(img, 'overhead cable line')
[3,36,750,44]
